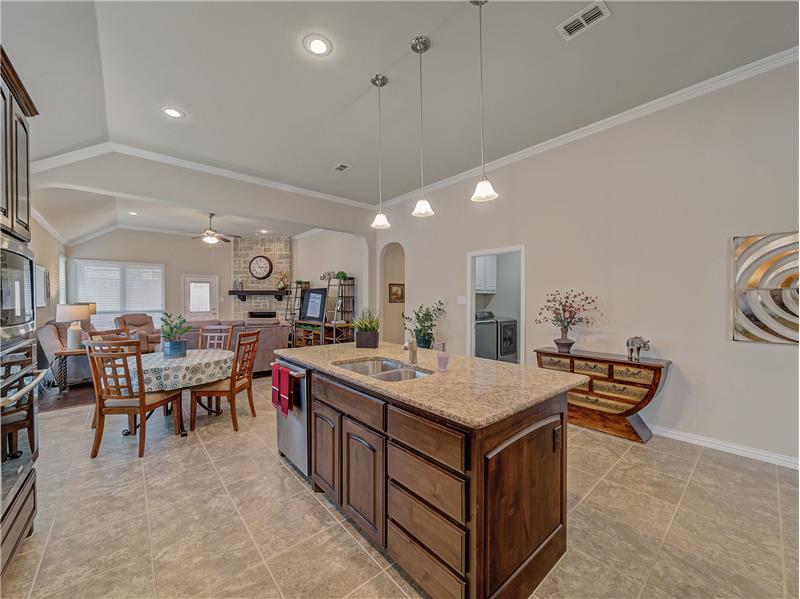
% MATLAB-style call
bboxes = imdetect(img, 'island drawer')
[312,374,385,431]
[387,406,465,473]
[388,442,466,524]
[387,521,466,599]
[388,481,466,575]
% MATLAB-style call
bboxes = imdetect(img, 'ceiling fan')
[194,213,237,244]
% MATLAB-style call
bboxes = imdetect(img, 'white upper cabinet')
[474,254,497,294]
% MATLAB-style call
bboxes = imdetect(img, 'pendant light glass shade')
[412,197,435,217]
[411,36,434,218]
[370,74,391,229]
[470,1,497,203]
[471,176,498,203]
[371,212,391,229]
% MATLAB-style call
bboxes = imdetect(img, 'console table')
[534,347,671,443]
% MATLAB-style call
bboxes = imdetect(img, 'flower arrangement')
[535,290,600,353]
[403,300,446,349]
[275,271,288,290]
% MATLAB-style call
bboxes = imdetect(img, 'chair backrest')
[199,325,233,350]
[85,339,144,408]
[91,327,128,340]
[116,313,156,333]
[233,329,260,384]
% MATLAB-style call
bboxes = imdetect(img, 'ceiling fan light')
[202,234,219,244]
[412,197,435,218]
[471,177,498,202]
[371,211,391,229]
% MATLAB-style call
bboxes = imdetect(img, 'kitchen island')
[274,342,587,599]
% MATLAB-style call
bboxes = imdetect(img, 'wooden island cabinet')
[304,367,575,599]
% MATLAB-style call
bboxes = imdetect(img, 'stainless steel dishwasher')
[274,359,311,476]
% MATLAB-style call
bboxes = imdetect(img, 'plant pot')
[355,331,379,349]
[163,340,187,359]
[415,334,433,350]
[553,326,575,354]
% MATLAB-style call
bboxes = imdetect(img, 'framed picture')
[388,283,405,303]
[300,288,328,323]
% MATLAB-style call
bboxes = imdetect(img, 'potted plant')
[335,271,349,282]
[353,309,381,348]
[403,300,446,349]
[275,271,288,290]
[160,313,192,358]
[535,290,600,353]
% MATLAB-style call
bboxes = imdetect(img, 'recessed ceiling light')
[260,229,269,234]
[128,211,138,216]
[162,106,185,119]
[303,34,332,57]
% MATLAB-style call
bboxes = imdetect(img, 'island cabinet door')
[311,399,342,506]
[342,417,386,547]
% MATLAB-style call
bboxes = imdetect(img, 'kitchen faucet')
[403,338,418,365]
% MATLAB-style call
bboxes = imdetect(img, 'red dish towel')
[279,366,291,418]
[271,365,281,408]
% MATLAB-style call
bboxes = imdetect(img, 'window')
[189,282,211,312]
[71,259,164,329]
[58,254,66,304]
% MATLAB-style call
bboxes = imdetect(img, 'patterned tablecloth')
[138,349,234,392]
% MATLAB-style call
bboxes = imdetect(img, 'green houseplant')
[353,309,381,348]
[403,300,446,349]
[335,271,349,282]
[160,313,192,358]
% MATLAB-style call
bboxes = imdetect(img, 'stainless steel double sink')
[333,357,431,382]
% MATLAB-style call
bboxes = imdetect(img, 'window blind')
[71,259,165,329]
[58,255,66,304]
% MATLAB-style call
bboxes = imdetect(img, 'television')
[300,288,327,323]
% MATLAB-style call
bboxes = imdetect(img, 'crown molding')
[291,228,325,240]
[384,46,799,208]
[31,142,114,175]
[66,224,119,247]
[30,207,66,246]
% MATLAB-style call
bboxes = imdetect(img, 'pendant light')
[470,0,498,203]
[411,35,435,218]
[370,74,391,229]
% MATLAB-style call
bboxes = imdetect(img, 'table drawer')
[388,442,466,524]
[388,481,466,575]
[312,374,385,431]
[387,521,466,599]
[540,356,570,371]
[387,406,465,473]
[613,365,655,385]
[573,359,609,378]
[592,380,649,402]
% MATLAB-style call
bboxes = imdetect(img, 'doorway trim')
[465,245,526,365]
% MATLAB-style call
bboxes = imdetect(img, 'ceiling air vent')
[332,163,351,172]
[557,1,611,41]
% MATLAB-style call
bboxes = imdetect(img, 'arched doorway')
[381,242,405,344]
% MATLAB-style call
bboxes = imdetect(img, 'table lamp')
[56,303,92,349]
[76,302,97,315]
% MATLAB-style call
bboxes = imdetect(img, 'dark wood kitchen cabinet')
[1,47,37,243]
[342,416,385,546]
[311,399,341,504]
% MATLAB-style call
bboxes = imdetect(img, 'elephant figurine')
[626,336,650,361]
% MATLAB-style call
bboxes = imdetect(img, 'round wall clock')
[249,255,273,280]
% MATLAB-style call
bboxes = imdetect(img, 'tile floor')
[2,378,797,599]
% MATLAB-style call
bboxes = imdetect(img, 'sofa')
[181,318,289,375]
[114,314,162,352]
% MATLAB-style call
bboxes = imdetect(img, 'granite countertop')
[275,342,588,429]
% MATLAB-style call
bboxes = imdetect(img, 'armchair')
[114,314,162,352]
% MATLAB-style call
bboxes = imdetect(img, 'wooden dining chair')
[190,329,260,432]
[86,339,182,458]
[198,324,233,350]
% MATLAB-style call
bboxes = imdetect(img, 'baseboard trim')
[649,424,798,470]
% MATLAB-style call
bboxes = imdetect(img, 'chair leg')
[138,414,147,458]
[27,421,36,455]
[229,394,239,432]
[91,412,105,458]
[214,397,221,416]
[190,393,198,431]
[127,413,137,436]
[247,384,256,417]
[91,408,97,429]
[172,398,181,435]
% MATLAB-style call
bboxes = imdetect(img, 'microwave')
[1,234,36,341]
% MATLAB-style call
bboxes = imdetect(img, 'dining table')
[124,348,235,437]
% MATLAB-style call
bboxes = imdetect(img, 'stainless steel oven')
[1,235,36,341]
[274,359,311,477]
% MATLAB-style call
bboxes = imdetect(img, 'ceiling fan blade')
[191,235,202,239]
[218,235,232,243]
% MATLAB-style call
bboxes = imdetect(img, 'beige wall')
[381,243,405,344]
[67,229,233,319]
[29,218,64,325]
[291,230,368,315]
[377,65,799,458]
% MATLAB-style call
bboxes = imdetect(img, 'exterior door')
[342,417,386,546]
[183,275,218,321]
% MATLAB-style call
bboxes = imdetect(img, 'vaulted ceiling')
[2,1,797,237]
